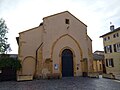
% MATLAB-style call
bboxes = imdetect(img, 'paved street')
[0,77,120,90]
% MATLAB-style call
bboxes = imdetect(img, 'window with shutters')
[117,33,119,37]
[104,37,106,41]
[104,45,112,53]
[113,43,120,52]
[104,36,110,41]
[113,44,117,52]
[113,34,116,38]
[106,58,114,67]
[113,33,119,38]
[106,59,108,67]
[108,36,110,40]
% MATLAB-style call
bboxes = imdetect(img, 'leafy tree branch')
[0,18,11,54]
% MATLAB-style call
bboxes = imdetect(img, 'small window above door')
[65,19,70,24]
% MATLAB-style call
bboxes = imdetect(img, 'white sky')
[0,0,120,54]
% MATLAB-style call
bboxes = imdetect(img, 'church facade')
[17,11,93,80]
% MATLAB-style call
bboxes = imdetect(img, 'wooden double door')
[62,49,73,77]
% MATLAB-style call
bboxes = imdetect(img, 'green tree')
[0,18,11,54]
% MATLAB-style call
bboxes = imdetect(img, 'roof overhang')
[100,27,120,38]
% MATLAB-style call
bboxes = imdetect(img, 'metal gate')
[0,68,16,81]
[62,49,73,77]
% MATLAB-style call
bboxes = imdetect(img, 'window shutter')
[106,59,108,67]
[104,47,107,53]
[113,44,117,52]
[110,45,112,53]
[111,59,114,67]
[117,33,119,37]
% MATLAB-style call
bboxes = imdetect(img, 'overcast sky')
[0,0,120,54]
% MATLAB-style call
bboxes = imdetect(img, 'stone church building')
[17,11,93,80]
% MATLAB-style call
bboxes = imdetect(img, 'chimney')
[110,25,114,31]
[110,22,114,31]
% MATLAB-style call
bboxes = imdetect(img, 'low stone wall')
[115,75,120,80]
[88,72,99,78]
[17,75,33,81]
[102,74,115,79]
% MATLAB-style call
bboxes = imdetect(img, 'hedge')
[0,57,22,70]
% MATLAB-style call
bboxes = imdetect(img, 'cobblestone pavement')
[0,77,120,90]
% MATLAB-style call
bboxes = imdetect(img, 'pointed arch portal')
[62,49,73,77]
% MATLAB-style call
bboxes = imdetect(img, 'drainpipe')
[35,42,43,78]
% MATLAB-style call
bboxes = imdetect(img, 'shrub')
[0,57,22,70]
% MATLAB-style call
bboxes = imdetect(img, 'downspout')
[35,42,43,78]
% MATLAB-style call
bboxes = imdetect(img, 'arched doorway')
[22,56,35,76]
[62,49,73,77]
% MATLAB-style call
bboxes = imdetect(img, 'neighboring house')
[94,50,104,55]
[100,25,120,79]
[93,51,105,74]
[17,11,93,80]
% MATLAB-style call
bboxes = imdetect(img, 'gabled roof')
[100,27,120,37]
[87,35,92,41]
[19,26,40,34]
[43,11,87,27]
[18,11,87,35]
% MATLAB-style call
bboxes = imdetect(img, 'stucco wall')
[18,11,93,78]
[19,26,43,75]
[105,53,120,75]
[42,11,92,75]
[43,12,89,60]
[51,35,82,76]
[103,30,120,76]
[93,60,103,73]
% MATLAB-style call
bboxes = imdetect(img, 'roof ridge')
[43,11,87,27]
